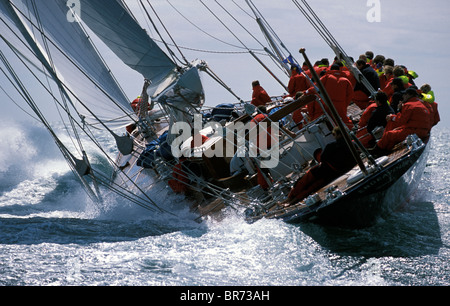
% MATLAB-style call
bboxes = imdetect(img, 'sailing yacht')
[0,0,432,228]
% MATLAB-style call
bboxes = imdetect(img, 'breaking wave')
[0,120,198,226]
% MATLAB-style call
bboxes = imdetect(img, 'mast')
[245,0,291,76]
[300,48,368,175]
[292,0,377,97]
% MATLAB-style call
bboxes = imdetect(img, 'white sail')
[78,0,178,98]
[0,0,51,75]
[2,0,135,129]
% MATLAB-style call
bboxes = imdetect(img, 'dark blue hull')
[283,139,430,228]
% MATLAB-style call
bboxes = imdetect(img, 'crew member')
[288,66,309,97]
[251,106,273,190]
[251,106,296,190]
[285,127,357,204]
[420,84,440,127]
[374,88,431,152]
[251,80,272,107]
[320,64,354,129]
[353,59,380,110]
[168,132,209,194]
[357,91,394,148]
[389,78,406,113]
[379,65,394,92]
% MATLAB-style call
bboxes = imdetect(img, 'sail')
[78,0,178,97]
[2,0,134,129]
[0,0,49,72]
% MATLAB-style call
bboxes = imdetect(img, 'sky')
[1,0,449,128]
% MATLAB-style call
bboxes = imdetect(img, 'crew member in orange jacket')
[320,64,354,129]
[131,96,152,114]
[300,87,325,122]
[251,80,272,107]
[288,66,309,97]
[382,66,412,101]
[251,106,296,190]
[126,96,152,134]
[375,88,431,151]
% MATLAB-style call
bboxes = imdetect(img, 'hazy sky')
[1,0,449,127]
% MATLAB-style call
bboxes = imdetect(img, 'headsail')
[78,0,178,98]
[3,0,135,129]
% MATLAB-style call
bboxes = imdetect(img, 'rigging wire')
[0,21,169,214]
[30,1,87,160]
[198,0,251,52]
[2,11,133,146]
[138,0,185,68]
[0,80,39,122]
[0,49,104,208]
[214,0,286,76]
[198,0,289,90]
[0,44,170,214]
[145,0,189,66]
[291,0,376,95]
[231,0,254,19]
[6,2,135,123]
[165,0,249,51]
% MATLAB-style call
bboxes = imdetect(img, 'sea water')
[0,120,448,287]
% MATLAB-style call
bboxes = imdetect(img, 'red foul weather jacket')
[252,85,272,107]
[378,97,431,150]
[288,70,309,97]
[320,70,354,128]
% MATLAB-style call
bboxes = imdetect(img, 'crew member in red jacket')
[251,80,272,107]
[375,88,431,151]
[288,66,309,97]
[320,64,354,129]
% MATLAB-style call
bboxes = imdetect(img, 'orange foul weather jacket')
[377,97,431,150]
[288,70,309,97]
[252,85,272,107]
[320,70,354,129]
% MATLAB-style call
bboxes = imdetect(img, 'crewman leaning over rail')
[373,88,432,153]
[420,84,440,127]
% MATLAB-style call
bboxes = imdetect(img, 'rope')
[141,0,188,67]
[5,4,135,124]
[292,0,377,95]
[0,33,169,215]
